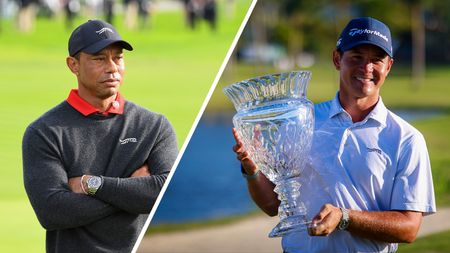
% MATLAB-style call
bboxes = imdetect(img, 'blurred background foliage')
[0,0,252,252]
[147,1,450,252]
[211,0,450,111]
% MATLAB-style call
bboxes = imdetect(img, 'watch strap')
[87,176,102,195]
[338,207,350,230]
[242,170,261,180]
[241,164,260,180]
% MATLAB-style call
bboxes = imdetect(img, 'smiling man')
[22,20,178,252]
[232,17,436,252]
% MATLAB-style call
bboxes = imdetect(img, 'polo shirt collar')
[366,97,388,127]
[329,92,346,119]
[66,89,125,116]
[328,92,387,127]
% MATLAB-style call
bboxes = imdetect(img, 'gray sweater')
[22,100,178,252]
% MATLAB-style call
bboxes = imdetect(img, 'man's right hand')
[232,128,258,175]
[232,128,279,216]
[130,164,151,177]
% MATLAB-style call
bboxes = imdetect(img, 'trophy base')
[268,214,311,238]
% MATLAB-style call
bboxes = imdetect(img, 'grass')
[414,115,450,206]
[0,1,252,251]
[3,1,450,251]
[397,230,450,253]
[210,61,450,111]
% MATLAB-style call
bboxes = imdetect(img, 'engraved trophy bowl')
[223,71,314,237]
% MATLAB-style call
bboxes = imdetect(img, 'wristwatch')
[86,176,102,195]
[242,170,261,180]
[240,165,260,181]
[338,207,350,230]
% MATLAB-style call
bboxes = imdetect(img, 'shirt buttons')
[112,101,120,109]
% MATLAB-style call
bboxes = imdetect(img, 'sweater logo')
[120,138,137,145]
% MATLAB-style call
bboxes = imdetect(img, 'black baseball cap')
[336,17,393,58]
[68,20,133,56]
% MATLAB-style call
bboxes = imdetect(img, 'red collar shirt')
[66,89,125,116]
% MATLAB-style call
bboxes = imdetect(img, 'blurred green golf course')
[2,0,450,251]
[212,62,450,252]
[215,61,450,207]
[0,1,251,251]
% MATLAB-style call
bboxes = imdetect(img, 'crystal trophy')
[224,71,315,237]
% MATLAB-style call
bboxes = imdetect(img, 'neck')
[77,90,117,112]
[338,93,379,123]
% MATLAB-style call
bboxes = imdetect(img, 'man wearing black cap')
[22,20,178,252]
[232,17,435,252]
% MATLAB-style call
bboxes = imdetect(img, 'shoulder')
[314,100,332,111]
[26,101,72,132]
[386,110,424,137]
[314,100,332,121]
[385,109,427,148]
[124,101,168,121]
[23,101,73,144]
[123,101,174,130]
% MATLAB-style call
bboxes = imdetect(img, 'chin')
[98,90,118,99]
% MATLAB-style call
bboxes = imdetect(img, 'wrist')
[240,164,260,180]
[80,175,88,194]
[81,175,103,195]
[337,207,350,230]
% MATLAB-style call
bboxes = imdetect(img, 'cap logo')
[95,27,114,35]
[349,28,388,42]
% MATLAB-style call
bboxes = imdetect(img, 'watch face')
[88,176,102,188]
[87,176,102,195]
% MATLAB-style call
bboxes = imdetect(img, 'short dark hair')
[72,52,81,60]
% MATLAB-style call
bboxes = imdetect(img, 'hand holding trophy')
[224,71,317,237]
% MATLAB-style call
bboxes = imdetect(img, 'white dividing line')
[131,1,258,252]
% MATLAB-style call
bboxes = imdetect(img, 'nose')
[105,57,119,73]
[361,59,373,73]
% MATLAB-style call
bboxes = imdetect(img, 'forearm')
[93,117,177,214]
[26,186,118,230]
[347,209,422,243]
[247,173,280,216]
[23,127,119,231]
[233,128,280,216]
[94,172,169,214]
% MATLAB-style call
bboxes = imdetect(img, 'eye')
[351,55,363,61]
[93,56,105,61]
[373,57,384,64]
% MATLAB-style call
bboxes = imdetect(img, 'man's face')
[333,44,393,101]
[73,44,125,99]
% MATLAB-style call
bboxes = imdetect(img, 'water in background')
[151,109,442,225]
[152,112,257,224]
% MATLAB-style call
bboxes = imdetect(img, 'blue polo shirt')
[282,94,436,253]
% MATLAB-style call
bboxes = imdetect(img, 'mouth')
[102,79,120,86]
[354,76,375,83]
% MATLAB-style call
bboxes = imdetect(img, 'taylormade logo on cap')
[336,17,393,58]
[348,28,389,42]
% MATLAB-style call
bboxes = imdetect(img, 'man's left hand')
[68,176,86,194]
[131,164,151,177]
[308,204,342,236]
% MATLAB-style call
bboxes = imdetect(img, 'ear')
[66,56,79,75]
[332,50,341,70]
[385,57,394,75]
